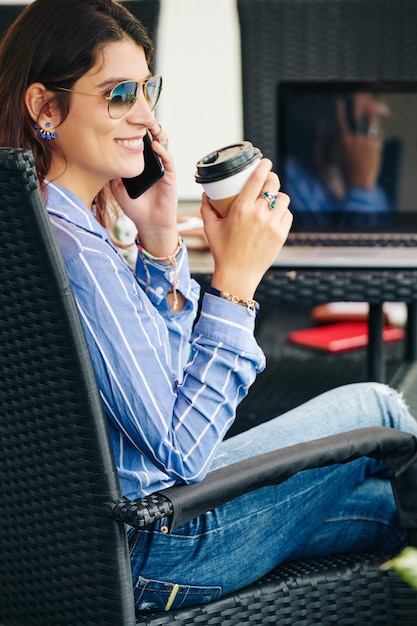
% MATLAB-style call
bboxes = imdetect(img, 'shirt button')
[156,287,164,296]
[168,270,174,282]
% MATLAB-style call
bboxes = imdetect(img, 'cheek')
[59,102,115,146]
[57,122,113,160]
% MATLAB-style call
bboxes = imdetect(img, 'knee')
[332,381,410,427]
[350,381,413,430]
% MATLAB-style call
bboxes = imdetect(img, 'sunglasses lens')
[145,75,163,111]
[108,77,162,118]
[108,81,139,118]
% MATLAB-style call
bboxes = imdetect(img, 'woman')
[0,0,416,614]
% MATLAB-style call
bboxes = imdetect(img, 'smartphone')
[122,131,164,199]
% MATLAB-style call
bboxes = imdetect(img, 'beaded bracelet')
[208,286,260,316]
[136,236,182,310]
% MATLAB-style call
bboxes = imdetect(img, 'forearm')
[99,292,265,485]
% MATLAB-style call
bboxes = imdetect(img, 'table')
[188,249,417,383]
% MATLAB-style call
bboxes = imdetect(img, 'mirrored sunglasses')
[107,75,163,118]
[55,75,163,119]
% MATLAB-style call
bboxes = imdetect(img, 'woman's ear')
[24,82,59,127]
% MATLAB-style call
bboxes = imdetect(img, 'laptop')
[272,79,417,268]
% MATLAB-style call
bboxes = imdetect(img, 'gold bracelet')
[208,286,260,316]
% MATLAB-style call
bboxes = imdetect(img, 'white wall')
[0,0,242,200]
[156,0,242,199]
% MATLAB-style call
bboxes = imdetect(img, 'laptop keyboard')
[286,233,417,247]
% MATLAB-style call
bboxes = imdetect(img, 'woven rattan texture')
[0,150,136,625]
[238,0,417,166]
[193,269,417,308]
[122,1,161,71]
[257,269,417,307]
[0,1,161,43]
[113,493,174,528]
[0,4,25,37]
[140,552,417,625]
[1,152,416,625]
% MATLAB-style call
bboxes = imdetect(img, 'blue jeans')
[128,382,417,613]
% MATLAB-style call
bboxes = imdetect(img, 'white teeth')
[116,138,143,148]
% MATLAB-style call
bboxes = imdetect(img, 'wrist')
[134,223,180,258]
[136,236,183,311]
[210,271,257,302]
[208,286,260,316]
[135,234,182,262]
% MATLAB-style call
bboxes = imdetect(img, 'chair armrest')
[111,492,174,528]
[111,427,417,541]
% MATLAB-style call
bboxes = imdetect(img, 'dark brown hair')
[0,0,153,231]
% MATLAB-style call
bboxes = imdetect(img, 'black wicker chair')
[122,0,161,72]
[1,148,417,626]
[0,1,161,38]
[0,4,24,38]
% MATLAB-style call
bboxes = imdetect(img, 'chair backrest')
[0,149,136,625]
[0,4,24,37]
[124,0,160,38]
[237,0,417,167]
[0,1,160,55]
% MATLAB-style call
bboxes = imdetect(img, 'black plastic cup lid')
[195,141,262,183]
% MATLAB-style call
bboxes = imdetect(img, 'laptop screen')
[277,80,417,233]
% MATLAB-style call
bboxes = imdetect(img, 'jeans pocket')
[134,575,222,613]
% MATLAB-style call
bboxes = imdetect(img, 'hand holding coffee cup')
[195,142,263,217]
[198,151,292,304]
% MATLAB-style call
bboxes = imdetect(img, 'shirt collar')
[45,180,110,242]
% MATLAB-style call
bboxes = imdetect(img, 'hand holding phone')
[122,131,164,199]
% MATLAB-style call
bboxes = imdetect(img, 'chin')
[123,169,144,181]
[126,161,145,179]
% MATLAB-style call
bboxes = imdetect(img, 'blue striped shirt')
[46,182,266,498]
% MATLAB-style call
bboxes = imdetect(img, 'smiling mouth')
[115,138,143,148]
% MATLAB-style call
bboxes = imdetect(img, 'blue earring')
[34,122,57,140]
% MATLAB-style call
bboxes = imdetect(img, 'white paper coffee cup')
[195,142,263,216]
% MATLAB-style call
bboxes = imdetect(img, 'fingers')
[201,158,291,228]
[234,158,279,209]
[253,162,284,211]
[271,192,292,228]
[243,158,275,194]
[264,190,291,213]
[149,123,169,150]
[200,192,220,221]
[147,125,176,178]
[256,173,282,209]
[262,189,292,237]
[255,171,292,241]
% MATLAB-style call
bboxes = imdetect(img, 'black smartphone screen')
[122,132,164,199]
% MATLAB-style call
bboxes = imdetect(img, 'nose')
[127,90,156,127]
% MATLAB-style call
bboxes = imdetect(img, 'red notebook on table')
[287,322,404,354]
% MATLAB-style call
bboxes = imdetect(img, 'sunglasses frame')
[55,74,163,119]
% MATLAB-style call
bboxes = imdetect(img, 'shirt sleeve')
[56,224,265,487]
[134,240,201,379]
